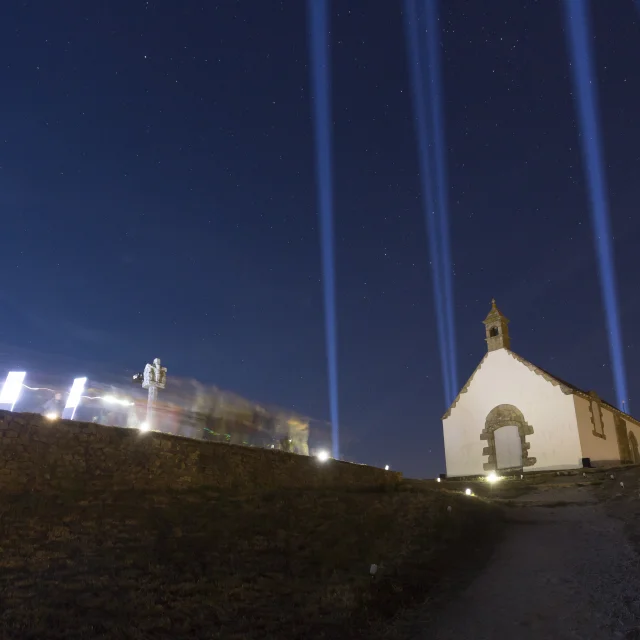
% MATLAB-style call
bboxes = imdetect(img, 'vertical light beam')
[424,0,458,395]
[307,0,340,458]
[563,0,629,410]
[404,0,453,406]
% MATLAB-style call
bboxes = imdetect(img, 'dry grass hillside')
[0,482,503,639]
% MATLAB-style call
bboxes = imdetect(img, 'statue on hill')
[142,358,167,429]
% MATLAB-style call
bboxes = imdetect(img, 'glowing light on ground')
[486,472,501,483]
[563,0,629,411]
[307,0,341,458]
[464,488,472,496]
[403,0,454,407]
[384,465,390,471]
[45,412,59,421]
[316,449,330,462]
[139,421,150,432]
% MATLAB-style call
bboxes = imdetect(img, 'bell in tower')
[483,299,511,352]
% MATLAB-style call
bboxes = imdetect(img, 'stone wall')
[0,411,401,493]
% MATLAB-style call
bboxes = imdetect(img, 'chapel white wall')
[443,349,583,477]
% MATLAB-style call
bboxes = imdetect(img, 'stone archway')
[480,404,537,472]
[629,431,640,465]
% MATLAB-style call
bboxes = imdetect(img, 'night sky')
[2,1,640,478]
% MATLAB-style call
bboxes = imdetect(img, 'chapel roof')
[442,349,639,428]
[483,298,509,325]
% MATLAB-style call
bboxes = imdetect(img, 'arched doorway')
[494,425,522,469]
[480,404,537,472]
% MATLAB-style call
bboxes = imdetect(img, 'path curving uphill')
[420,484,640,639]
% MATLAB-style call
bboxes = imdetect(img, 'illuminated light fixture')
[45,412,59,421]
[384,465,390,471]
[465,488,472,496]
[486,472,501,484]
[0,371,26,411]
[62,377,87,420]
[316,449,330,462]
[139,421,150,432]
[436,477,441,483]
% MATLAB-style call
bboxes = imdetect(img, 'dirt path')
[419,485,640,639]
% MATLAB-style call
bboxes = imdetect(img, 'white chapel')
[442,300,640,477]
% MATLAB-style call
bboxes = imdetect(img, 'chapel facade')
[442,300,639,477]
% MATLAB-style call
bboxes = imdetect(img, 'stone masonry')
[0,411,400,494]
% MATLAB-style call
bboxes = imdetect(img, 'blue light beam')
[563,0,629,411]
[424,0,458,396]
[404,0,454,407]
[307,0,341,458]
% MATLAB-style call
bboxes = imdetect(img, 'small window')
[489,327,499,337]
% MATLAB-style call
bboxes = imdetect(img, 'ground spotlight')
[316,449,330,463]
[45,412,59,421]
[486,472,501,484]
[464,488,472,496]
[139,421,150,432]
[385,464,390,471]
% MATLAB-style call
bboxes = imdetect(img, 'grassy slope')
[0,483,503,639]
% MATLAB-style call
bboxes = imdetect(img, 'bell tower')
[483,299,510,352]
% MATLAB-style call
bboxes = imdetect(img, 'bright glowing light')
[465,488,472,496]
[139,421,150,432]
[317,449,330,462]
[0,372,26,411]
[63,377,86,420]
[65,378,86,410]
[384,465,390,471]
[307,0,340,460]
[45,412,58,421]
[563,0,628,411]
[102,394,134,407]
[436,477,441,483]
[486,472,501,484]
